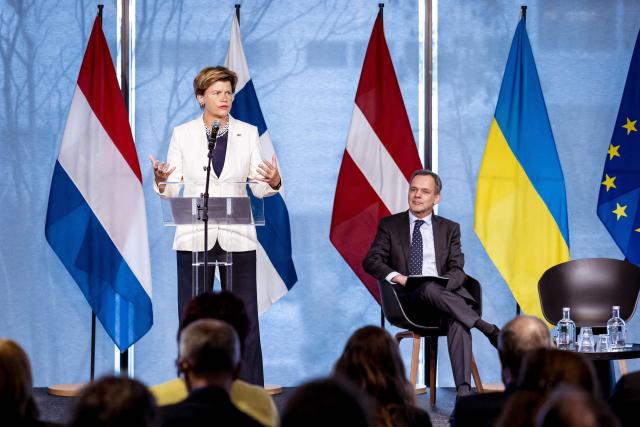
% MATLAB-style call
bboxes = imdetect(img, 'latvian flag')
[330,9,422,302]
[224,12,298,314]
[45,10,152,350]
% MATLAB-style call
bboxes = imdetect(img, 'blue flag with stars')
[597,29,640,265]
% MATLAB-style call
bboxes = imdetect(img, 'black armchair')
[538,258,640,327]
[378,275,484,405]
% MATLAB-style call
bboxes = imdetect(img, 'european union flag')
[597,29,640,266]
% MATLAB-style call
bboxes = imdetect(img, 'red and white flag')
[330,10,422,302]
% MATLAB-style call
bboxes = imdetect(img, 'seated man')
[452,315,552,426]
[363,169,499,397]
[151,292,277,427]
[160,319,263,427]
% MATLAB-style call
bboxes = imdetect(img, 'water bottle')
[607,305,626,350]
[556,307,576,350]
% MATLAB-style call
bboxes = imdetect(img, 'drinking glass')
[597,334,609,352]
[578,327,595,352]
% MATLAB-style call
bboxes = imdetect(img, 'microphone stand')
[202,122,219,293]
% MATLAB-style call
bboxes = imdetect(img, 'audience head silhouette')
[68,376,157,427]
[334,326,413,404]
[498,315,552,386]
[0,339,39,425]
[281,377,371,427]
[609,371,640,427]
[178,318,240,390]
[517,348,598,395]
[333,326,432,427]
[496,349,600,427]
[536,386,620,427]
[179,291,249,352]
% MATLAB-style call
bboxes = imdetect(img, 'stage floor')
[35,386,458,426]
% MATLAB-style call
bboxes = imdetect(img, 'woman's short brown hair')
[193,66,238,98]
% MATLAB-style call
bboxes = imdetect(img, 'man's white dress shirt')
[385,211,438,283]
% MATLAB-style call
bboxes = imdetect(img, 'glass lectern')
[159,181,264,297]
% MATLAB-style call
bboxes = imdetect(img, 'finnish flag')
[224,12,297,314]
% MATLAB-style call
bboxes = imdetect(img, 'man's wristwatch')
[272,180,282,190]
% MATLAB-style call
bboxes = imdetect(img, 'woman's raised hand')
[149,155,176,191]
[256,154,282,189]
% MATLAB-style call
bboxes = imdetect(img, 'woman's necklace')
[204,118,229,138]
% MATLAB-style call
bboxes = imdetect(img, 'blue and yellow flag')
[597,30,640,266]
[475,16,570,319]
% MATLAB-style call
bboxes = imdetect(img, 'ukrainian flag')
[475,16,570,319]
[597,29,640,266]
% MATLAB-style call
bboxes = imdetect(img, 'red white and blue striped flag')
[224,12,297,313]
[45,11,152,350]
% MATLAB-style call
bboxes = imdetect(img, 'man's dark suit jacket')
[160,385,263,427]
[363,210,473,301]
[451,388,513,427]
[609,371,640,427]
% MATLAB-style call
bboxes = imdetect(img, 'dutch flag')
[224,12,298,314]
[45,11,152,350]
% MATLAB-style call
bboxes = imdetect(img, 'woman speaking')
[150,66,281,385]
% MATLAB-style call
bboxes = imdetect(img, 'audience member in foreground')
[452,315,551,427]
[608,371,640,427]
[536,386,620,427]
[160,319,262,427]
[333,326,432,427]
[150,291,277,426]
[280,377,372,427]
[67,376,157,427]
[495,348,599,427]
[0,339,61,427]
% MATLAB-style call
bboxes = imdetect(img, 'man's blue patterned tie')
[409,220,424,275]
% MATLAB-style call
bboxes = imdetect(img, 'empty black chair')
[378,276,484,405]
[538,258,640,327]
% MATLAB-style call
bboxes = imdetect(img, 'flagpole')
[91,312,96,381]
[118,0,132,377]
[515,3,526,319]
[424,0,433,170]
[422,0,433,392]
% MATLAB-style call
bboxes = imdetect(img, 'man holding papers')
[363,169,499,397]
